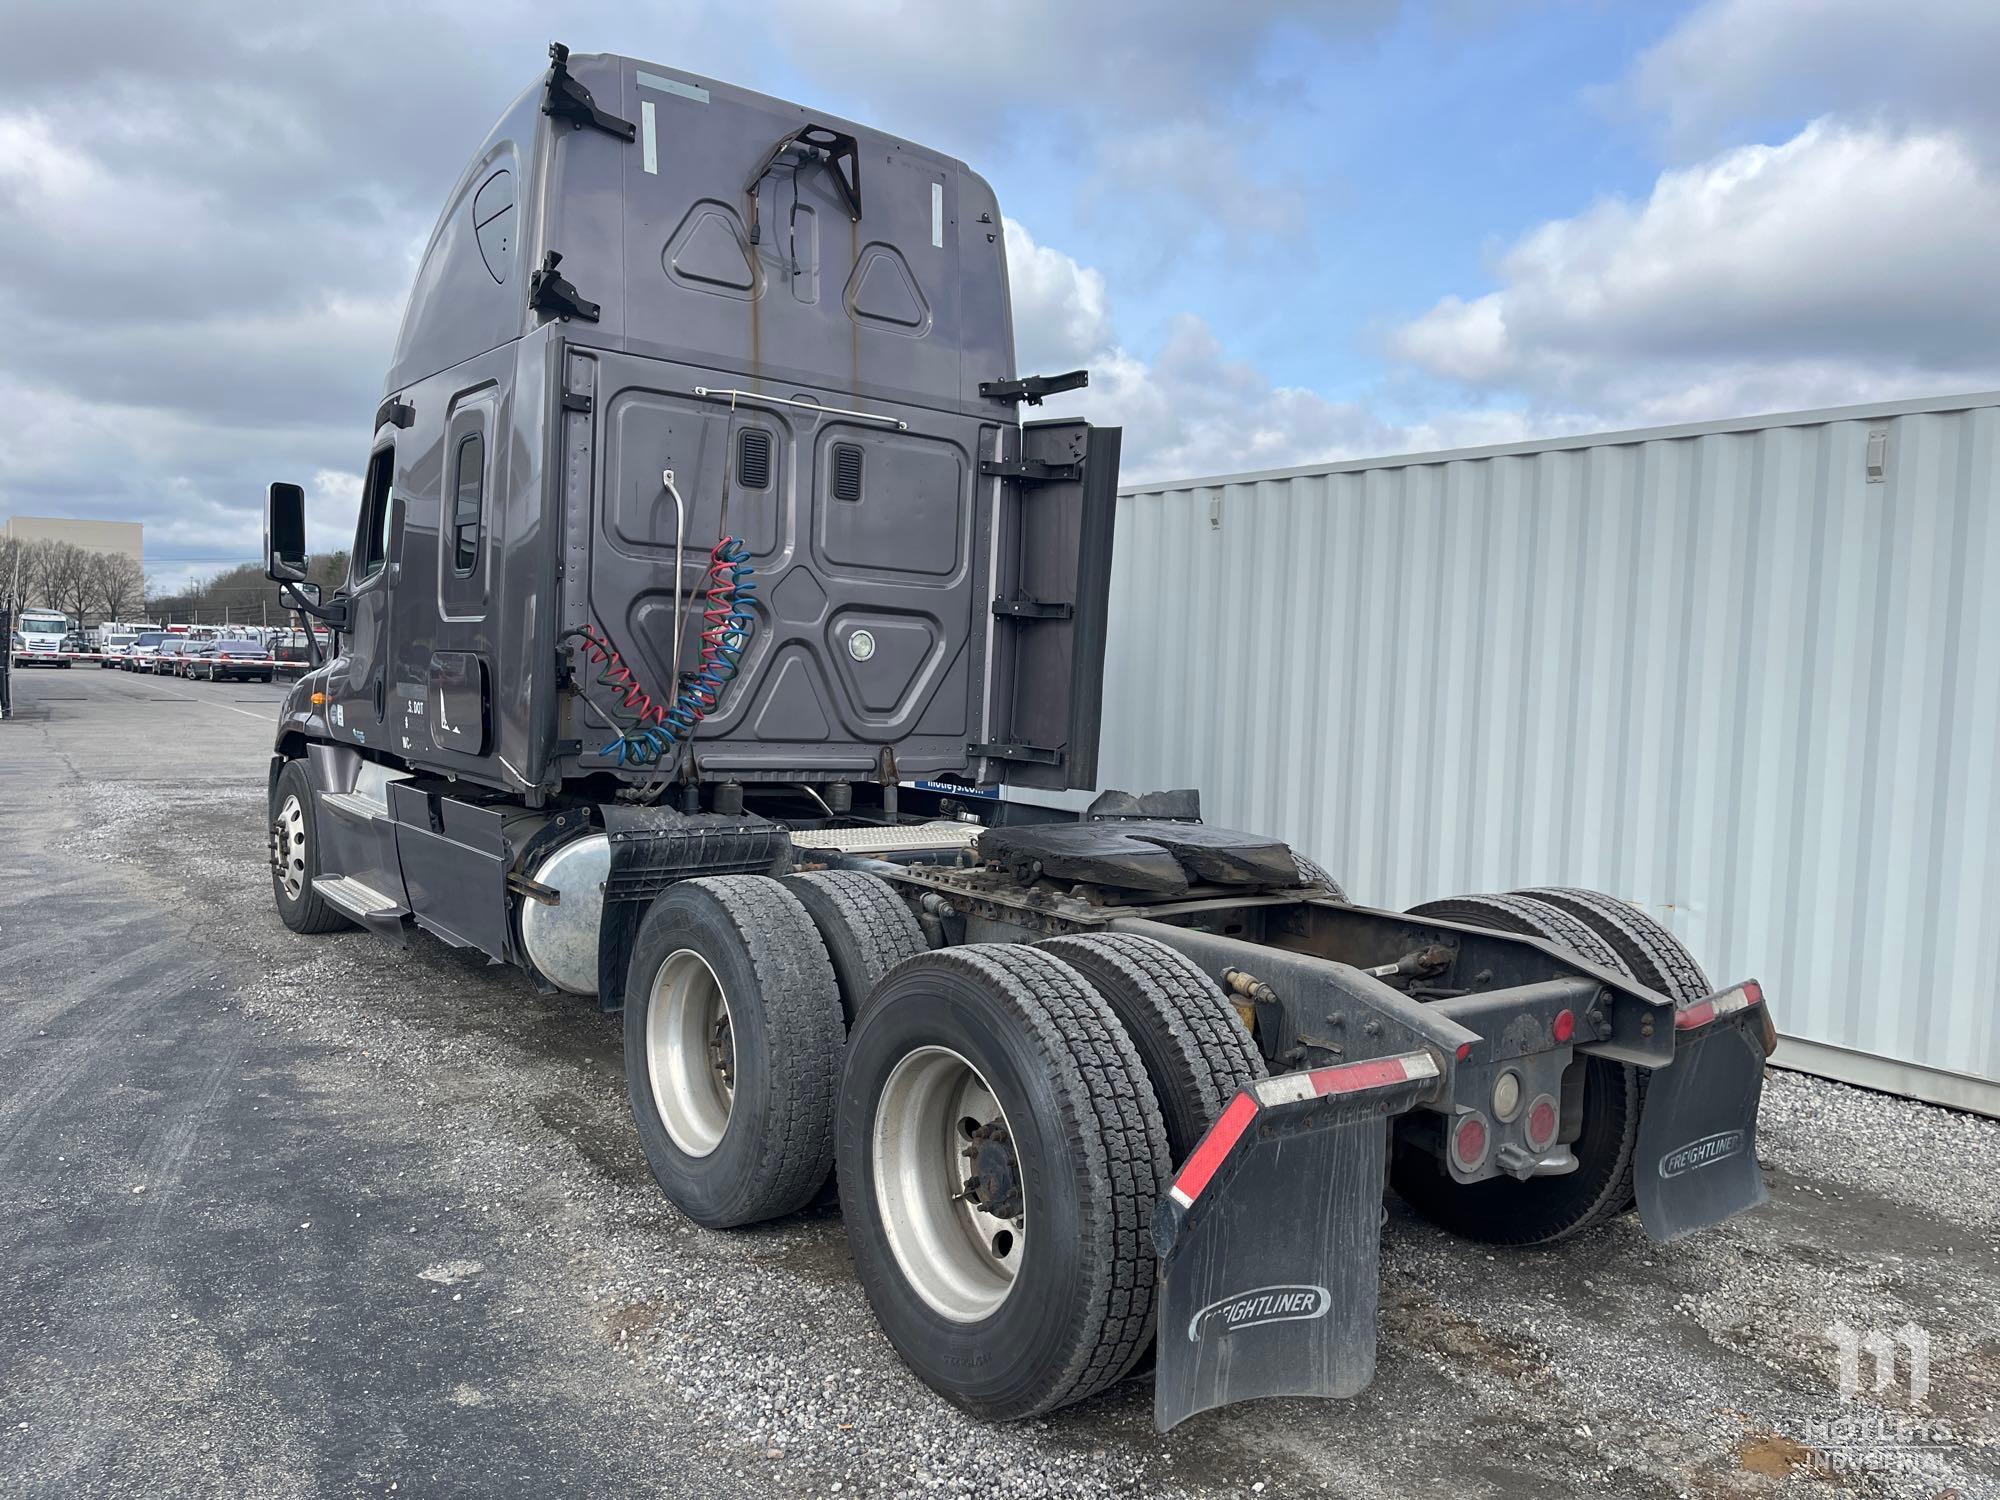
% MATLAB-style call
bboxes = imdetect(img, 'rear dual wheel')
[837,945,1169,1420]
[1392,887,1708,1245]
[838,934,1260,1419]
[622,876,845,1229]
[623,875,1263,1419]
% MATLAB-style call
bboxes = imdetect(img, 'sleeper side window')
[355,446,396,582]
[451,432,484,575]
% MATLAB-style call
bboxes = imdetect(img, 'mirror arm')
[279,581,346,665]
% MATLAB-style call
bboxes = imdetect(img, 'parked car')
[271,629,331,670]
[187,638,275,684]
[98,630,142,668]
[151,638,190,675]
[122,632,168,670]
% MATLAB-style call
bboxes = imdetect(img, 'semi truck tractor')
[261,44,1775,1431]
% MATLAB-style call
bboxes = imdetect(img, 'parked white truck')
[13,609,75,668]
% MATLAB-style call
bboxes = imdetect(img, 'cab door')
[335,442,399,746]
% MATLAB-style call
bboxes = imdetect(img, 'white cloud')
[1006,219,1546,481]
[1389,121,2000,423]
[1003,220,1115,374]
[1625,0,2000,157]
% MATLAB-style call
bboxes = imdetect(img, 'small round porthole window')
[472,168,516,285]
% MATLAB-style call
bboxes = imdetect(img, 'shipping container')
[1097,390,2000,1117]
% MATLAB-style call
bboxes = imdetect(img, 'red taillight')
[1451,1113,1488,1170]
[1525,1095,1559,1151]
[1552,1008,1575,1043]
[1455,1041,1473,1061]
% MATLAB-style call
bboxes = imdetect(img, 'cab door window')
[355,447,396,582]
[450,432,485,574]
[439,395,494,619]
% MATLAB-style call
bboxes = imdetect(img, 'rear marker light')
[1525,1095,1559,1151]
[1552,1008,1575,1043]
[1452,1113,1489,1171]
[1455,1041,1473,1061]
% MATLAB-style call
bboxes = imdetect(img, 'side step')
[320,789,390,822]
[313,874,406,920]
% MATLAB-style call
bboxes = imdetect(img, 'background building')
[3,515,145,568]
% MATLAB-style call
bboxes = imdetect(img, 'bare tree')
[63,550,97,623]
[0,536,21,609]
[90,552,147,620]
[25,540,77,613]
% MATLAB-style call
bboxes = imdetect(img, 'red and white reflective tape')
[1674,978,1764,1031]
[1166,1092,1258,1210]
[1251,1050,1440,1107]
[1165,1050,1440,1210]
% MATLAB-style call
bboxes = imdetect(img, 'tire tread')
[634,876,845,1225]
[782,870,927,1020]
[875,944,1170,1415]
[1035,933,1264,1162]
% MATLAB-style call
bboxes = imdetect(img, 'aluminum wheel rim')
[273,793,308,901]
[872,1045,1024,1323]
[646,949,736,1158]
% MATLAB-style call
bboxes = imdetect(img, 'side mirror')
[290,581,323,608]
[266,482,308,582]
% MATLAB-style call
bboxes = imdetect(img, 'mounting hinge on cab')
[991,595,1074,621]
[542,42,636,141]
[967,741,1064,767]
[980,457,1081,484]
[530,252,601,322]
[980,369,1089,406]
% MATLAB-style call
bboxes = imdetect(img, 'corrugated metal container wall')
[1098,393,2000,1116]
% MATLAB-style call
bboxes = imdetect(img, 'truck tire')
[623,876,844,1229]
[1392,892,1641,1246]
[782,870,927,1023]
[837,945,1170,1420]
[269,758,351,935]
[1290,852,1349,902]
[1509,887,1712,1214]
[1509,887,1710,1001]
[1035,933,1265,1164]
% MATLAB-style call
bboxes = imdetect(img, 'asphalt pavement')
[2,666,1995,1499]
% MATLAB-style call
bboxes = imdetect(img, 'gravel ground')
[2,669,1996,1498]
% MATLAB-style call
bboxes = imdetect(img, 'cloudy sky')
[3,0,1996,592]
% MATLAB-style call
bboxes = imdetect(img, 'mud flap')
[1635,981,1771,1243]
[1150,1052,1441,1432]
